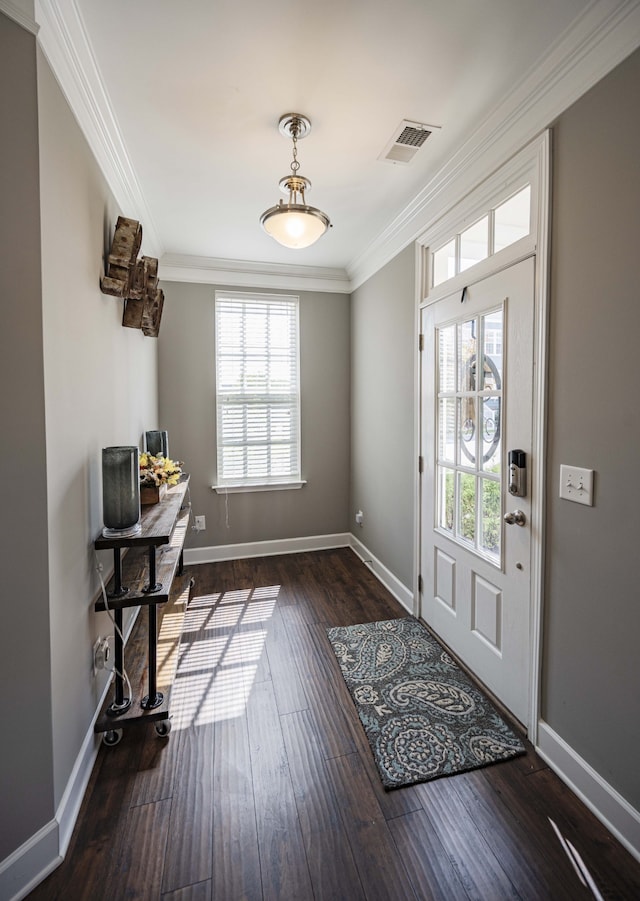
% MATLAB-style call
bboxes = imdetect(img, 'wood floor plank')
[212,711,262,901]
[264,607,308,716]
[238,618,272,686]
[449,767,589,900]
[162,881,212,901]
[326,752,418,900]
[27,731,144,901]
[387,807,472,900]
[280,709,366,900]
[284,620,357,760]
[246,679,314,901]
[486,762,640,900]
[161,724,215,895]
[129,723,179,808]
[414,775,525,899]
[110,798,172,900]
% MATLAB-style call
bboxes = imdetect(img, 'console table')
[93,475,192,745]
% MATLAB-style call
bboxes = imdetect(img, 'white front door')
[420,257,535,726]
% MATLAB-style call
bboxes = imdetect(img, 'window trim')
[212,480,307,494]
[213,290,303,493]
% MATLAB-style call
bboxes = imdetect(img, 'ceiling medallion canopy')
[260,113,331,249]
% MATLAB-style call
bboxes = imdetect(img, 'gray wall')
[37,49,158,807]
[158,282,350,547]
[0,11,159,867]
[0,14,53,860]
[543,47,640,808]
[350,245,416,589]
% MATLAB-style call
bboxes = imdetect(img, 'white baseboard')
[348,535,415,614]
[55,684,110,857]
[183,530,415,613]
[0,819,60,901]
[183,532,351,565]
[536,720,640,863]
[0,608,141,900]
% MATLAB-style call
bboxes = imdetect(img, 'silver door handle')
[504,510,526,526]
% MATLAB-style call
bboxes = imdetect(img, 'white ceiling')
[32,0,640,285]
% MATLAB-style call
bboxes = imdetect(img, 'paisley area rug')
[327,616,525,790]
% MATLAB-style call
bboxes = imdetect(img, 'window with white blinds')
[215,293,301,488]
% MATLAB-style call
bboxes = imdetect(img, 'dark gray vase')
[145,429,169,458]
[102,446,141,536]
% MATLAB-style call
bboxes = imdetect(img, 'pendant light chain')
[290,120,301,176]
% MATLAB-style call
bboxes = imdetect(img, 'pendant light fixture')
[260,113,331,249]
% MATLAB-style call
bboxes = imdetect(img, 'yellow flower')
[139,453,182,486]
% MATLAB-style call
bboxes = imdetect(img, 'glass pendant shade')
[145,429,169,458]
[261,203,329,249]
[102,446,141,537]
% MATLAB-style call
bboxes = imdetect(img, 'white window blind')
[215,293,301,487]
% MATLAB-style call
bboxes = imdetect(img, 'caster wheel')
[103,728,123,747]
[155,720,172,737]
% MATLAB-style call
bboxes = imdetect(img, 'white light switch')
[559,464,594,506]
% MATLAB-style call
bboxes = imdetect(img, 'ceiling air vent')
[379,119,441,164]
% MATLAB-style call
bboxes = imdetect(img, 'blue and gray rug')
[327,616,525,790]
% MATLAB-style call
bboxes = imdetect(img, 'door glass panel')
[494,185,531,252]
[458,473,476,544]
[481,477,501,560]
[438,467,454,532]
[433,239,456,287]
[481,396,501,473]
[438,325,456,392]
[458,319,476,392]
[458,396,477,467]
[480,308,502,473]
[460,216,489,272]
[438,398,456,463]
[482,310,503,388]
[435,304,504,566]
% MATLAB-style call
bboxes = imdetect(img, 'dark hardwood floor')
[29,548,640,900]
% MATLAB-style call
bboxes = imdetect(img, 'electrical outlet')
[93,637,110,675]
[194,515,206,531]
[355,510,364,526]
[559,464,594,506]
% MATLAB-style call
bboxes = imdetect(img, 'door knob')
[504,509,526,526]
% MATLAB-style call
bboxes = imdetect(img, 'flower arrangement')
[139,452,182,488]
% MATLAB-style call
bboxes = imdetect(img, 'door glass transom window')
[432,185,531,288]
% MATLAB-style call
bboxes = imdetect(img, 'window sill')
[212,480,307,494]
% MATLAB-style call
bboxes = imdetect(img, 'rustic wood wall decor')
[100,216,142,297]
[122,256,159,329]
[142,288,164,338]
[101,218,165,338]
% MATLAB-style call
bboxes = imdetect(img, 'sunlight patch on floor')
[170,584,280,729]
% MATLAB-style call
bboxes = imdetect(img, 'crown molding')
[0,0,38,33]
[348,0,640,290]
[159,253,350,294]
[31,0,640,292]
[34,0,163,256]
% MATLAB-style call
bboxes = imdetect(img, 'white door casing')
[420,258,535,726]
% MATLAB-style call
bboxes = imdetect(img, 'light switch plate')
[559,464,594,506]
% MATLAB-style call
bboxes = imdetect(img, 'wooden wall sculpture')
[100,216,164,338]
[100,216,142,297]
